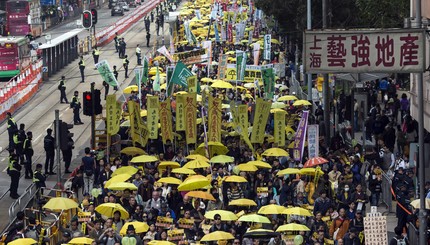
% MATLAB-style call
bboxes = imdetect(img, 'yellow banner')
[208,95,222,142]
[238,104,248,133]
[106,95,121,135]
[187,75,198,93]
[147,96,159,139]
[128,101,149,147]
[251,98,271,144]
[176,94,186,131]
[184,93,197,144]
[274,110,286,146]
[231,102,254,155]
[159,98,174,144]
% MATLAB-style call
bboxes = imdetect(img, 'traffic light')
[83,91,92,116]
[94,89,103,115]
[60,122,74,151]
[82,10,93,29]
[90,9,98,25]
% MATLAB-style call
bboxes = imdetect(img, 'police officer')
[23,131,34,179]
[8,152,21,199]
[102,81,109,100]
[43,128,55,175]
[119,38,126,59]
[136,44,142,65]
[144,17,150,32]
[146,32,151,47]
[78,56,85,83]
[71,91,83,125]
[114,32,120,53]
[58,76,68,103]
[61,135,74,174]
[395,184,411,231]
[123,55,129,78]
[14,123,26,164]
[6,112,17,149]
[92,46,100,68]
[33,163,46,196]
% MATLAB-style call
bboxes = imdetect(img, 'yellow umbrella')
[107,182,138,191]
[299,168,324,176]
[247,160,272,169]
[411,198,430,209]
[68,237,94,244]
[158,161,181,169]
[112,166,139,177]
[185,191,215,201]
[271,39,280,44]
[95,203,129,219]
[186,154,210,162]
[157,177,182,185]
[270,108,287,114]
[205,210,238,221]
[120,221,149,235]
[130,155,158,163]
[178,175,211,191]
[229,198,257,206]
[244,83,257,88]
[195,142,229,156]
[123,85,138,94]
[172,167,196,175]
[42,197,79,211]
[211,80,234,89]
[120,120,130,127]
[258,204,286,215]
[9,238,37,245]
[276,223,310,232]
[262,148,289,157]
[283,207,313,216]
[293,100,312,106]
[226,51,235,55]
[277,95,298,101]
[201,77,213,83]
[224,176,248,183]
[120,147,147,156]
[222,104,231,109]
[148,241,175,245]
[183,159,211,169]
[201,231,235,242]
[237,163,258,172]
[104,174,132,188]
[210,155,234,163]
[271,102,286,109]
[238,214,271,223]
[277,168,301,176]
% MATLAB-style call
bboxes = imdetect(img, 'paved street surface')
[0,2,167,232]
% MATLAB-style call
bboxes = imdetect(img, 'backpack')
[393,236,407,245]
[122,236,137,245]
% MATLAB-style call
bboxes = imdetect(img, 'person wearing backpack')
[121,225,143,245]
[389,226,408,245]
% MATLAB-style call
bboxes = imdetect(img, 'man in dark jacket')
[43,128,55,175]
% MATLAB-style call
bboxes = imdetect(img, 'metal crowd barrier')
[381,171,393,213]
[407,222,419,244]
[8,184,37,223]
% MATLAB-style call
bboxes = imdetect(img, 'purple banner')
[293,111,309,161]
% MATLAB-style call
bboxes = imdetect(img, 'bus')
[6,0,42,37]
[0,37,31,78]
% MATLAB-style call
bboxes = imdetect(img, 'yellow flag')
[238,104,248,133]
[128,101,149,147]
[184,93,197,144]
[160,98,174,144]
[176,94,186,131]
[231,102,254,155]
[251,98,271,144]
[147,96,159,139]
[187,75,198,93]
[106,95,121,135]
[274,111,286,146]
[208,95,222,142]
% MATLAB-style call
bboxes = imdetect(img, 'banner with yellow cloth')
[208,95,222,142]
[187,75,198,93]
[147,96,159,139]
[106,95,121,135]
[251,98,271,144]
[184,93,197,144]
[238,104,248,133]
[128,101,149,147]
[176,94,186,131]
[159,98,174,144]
[231,102,254,155]
[274,110,286,146]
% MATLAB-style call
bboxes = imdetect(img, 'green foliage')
[355,0,409,28]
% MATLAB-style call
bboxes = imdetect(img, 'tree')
[355,0,409,28]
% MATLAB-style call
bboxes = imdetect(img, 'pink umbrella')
[303,157,328,168]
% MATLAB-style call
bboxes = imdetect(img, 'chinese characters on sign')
[176,94,186,131]
[304,30,425,73]
[293,111,309,161]
[147,96,159,140]
[159,98,173,144]
[274,111,286,147]
[106,95,121,135]
[218,54,228,79]
[363,212,388,244]
[208,95,222,142]
[307,125,319,158]
[251,98,271,144]
[184,93,197,144]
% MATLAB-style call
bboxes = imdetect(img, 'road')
[0,0,168,232]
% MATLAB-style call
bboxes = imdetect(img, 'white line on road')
[34,134,43,143]
[2,166,8,172]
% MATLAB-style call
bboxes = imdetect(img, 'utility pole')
[322,0,330,146]
[54,110,61,188]
[306,0,312,102]
[91,82,96,149]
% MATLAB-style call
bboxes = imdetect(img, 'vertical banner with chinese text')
[184,93,197,144]
[159,98,174,144]
[208,95,222,142]
[274,111,286,146]
[293,111,309,161]
[263,34,271,60]
[251,98,271,143]
[128,101,149,147]
[187,75,198,93]
[218,54,228,79]
[176,94,186,131]
[147,96,159,139]
[307,125,319,158]
[262,67,275,99]
[106,95,121,135]
[238,105,248,134]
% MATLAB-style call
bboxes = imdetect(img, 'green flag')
[236,51,247,81]
[169,61,193,88]
[95,60,118,87]
[153,66,161,92]
[262,67,275,99]
[142,56,149,85]
[166,66,175,97]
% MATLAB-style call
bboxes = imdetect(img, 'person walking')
[136,44,142,65]
[58,76,68,103]
[123,55,129,78]
[43,128,55,175]
[82,147,96,194]
[92,46,100,68]
[78,56,85,83]
[23,131,34,179]
[71,91,83,125]
[146,32,151,47]
[61,135,74,174]
[8,152,21,199]
[102,81,109,100]
[6,112,17,149]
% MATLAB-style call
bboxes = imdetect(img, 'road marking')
[34,134,43,143]
[65,107,69,112]
[2,166,8,172]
